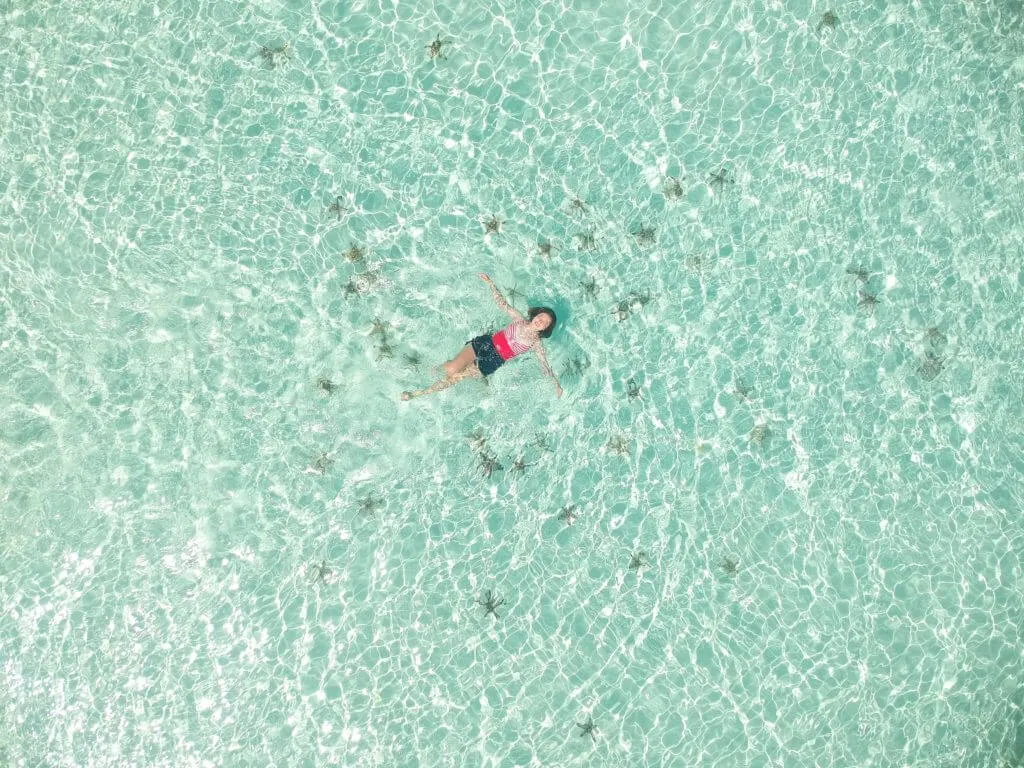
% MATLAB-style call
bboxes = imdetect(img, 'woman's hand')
[478,273,492,283]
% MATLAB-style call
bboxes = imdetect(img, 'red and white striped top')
[492,321,534,360]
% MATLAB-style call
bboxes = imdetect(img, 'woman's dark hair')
[528,307,557,338]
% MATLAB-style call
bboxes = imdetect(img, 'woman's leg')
[443,345,476,377]
[402,366,481,400]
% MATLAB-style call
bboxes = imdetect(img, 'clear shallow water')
[1,0,1023,765]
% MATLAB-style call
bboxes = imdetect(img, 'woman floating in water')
[401,273,562,400]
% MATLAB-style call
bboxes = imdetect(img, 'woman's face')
[530,313,552,332]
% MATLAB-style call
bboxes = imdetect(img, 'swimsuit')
[492,321,533,360]
[470,321,534,377]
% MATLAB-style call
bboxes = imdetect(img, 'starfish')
[478,451,504,478]
[628,551,647,571]
[563,357,588,377]
[925,327,946,347]
[328,196,347,220]
[858,290,879,314]
[708,168,735,194]
[475,589,505,618]
[626,377,641,400]
[426,34,452,59]
[631,225,656,246]
[466,428,488,452]
[606,435,630,456]
[316,377,336,394]
[734,379,751,401]
[376,341,394,360]
[532,432,551,452]
[846,265,869,282]
[403,350,422,367]
[613,300,631,323]
[663,176,685,199]
[344,244,365,263]
[576,232,596,251]
[484,215,503,234]
[370,317,390,337]
[357,494,384,515]
[313,452,334,474]
[576,715,597,741]
[749,423,770,445]
[567,197,589,216]
[509,455,533,473]
[360,269,383,290]
[558,504,579,524]
[580,276,598,299]
[259,43,291,69]
[817,11,839,34]
[917,352,945,381]
[342,278,360,298]
[505,284,524,304]
[309,560,331,584]
[538,240,556,258]
[627,291,651,308]
[721,557,739,576]
[687,252,709,274]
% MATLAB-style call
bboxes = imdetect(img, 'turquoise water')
[2,0,1023,764]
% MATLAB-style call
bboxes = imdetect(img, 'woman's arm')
[534,342,563,397]
[479,273,523,320]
